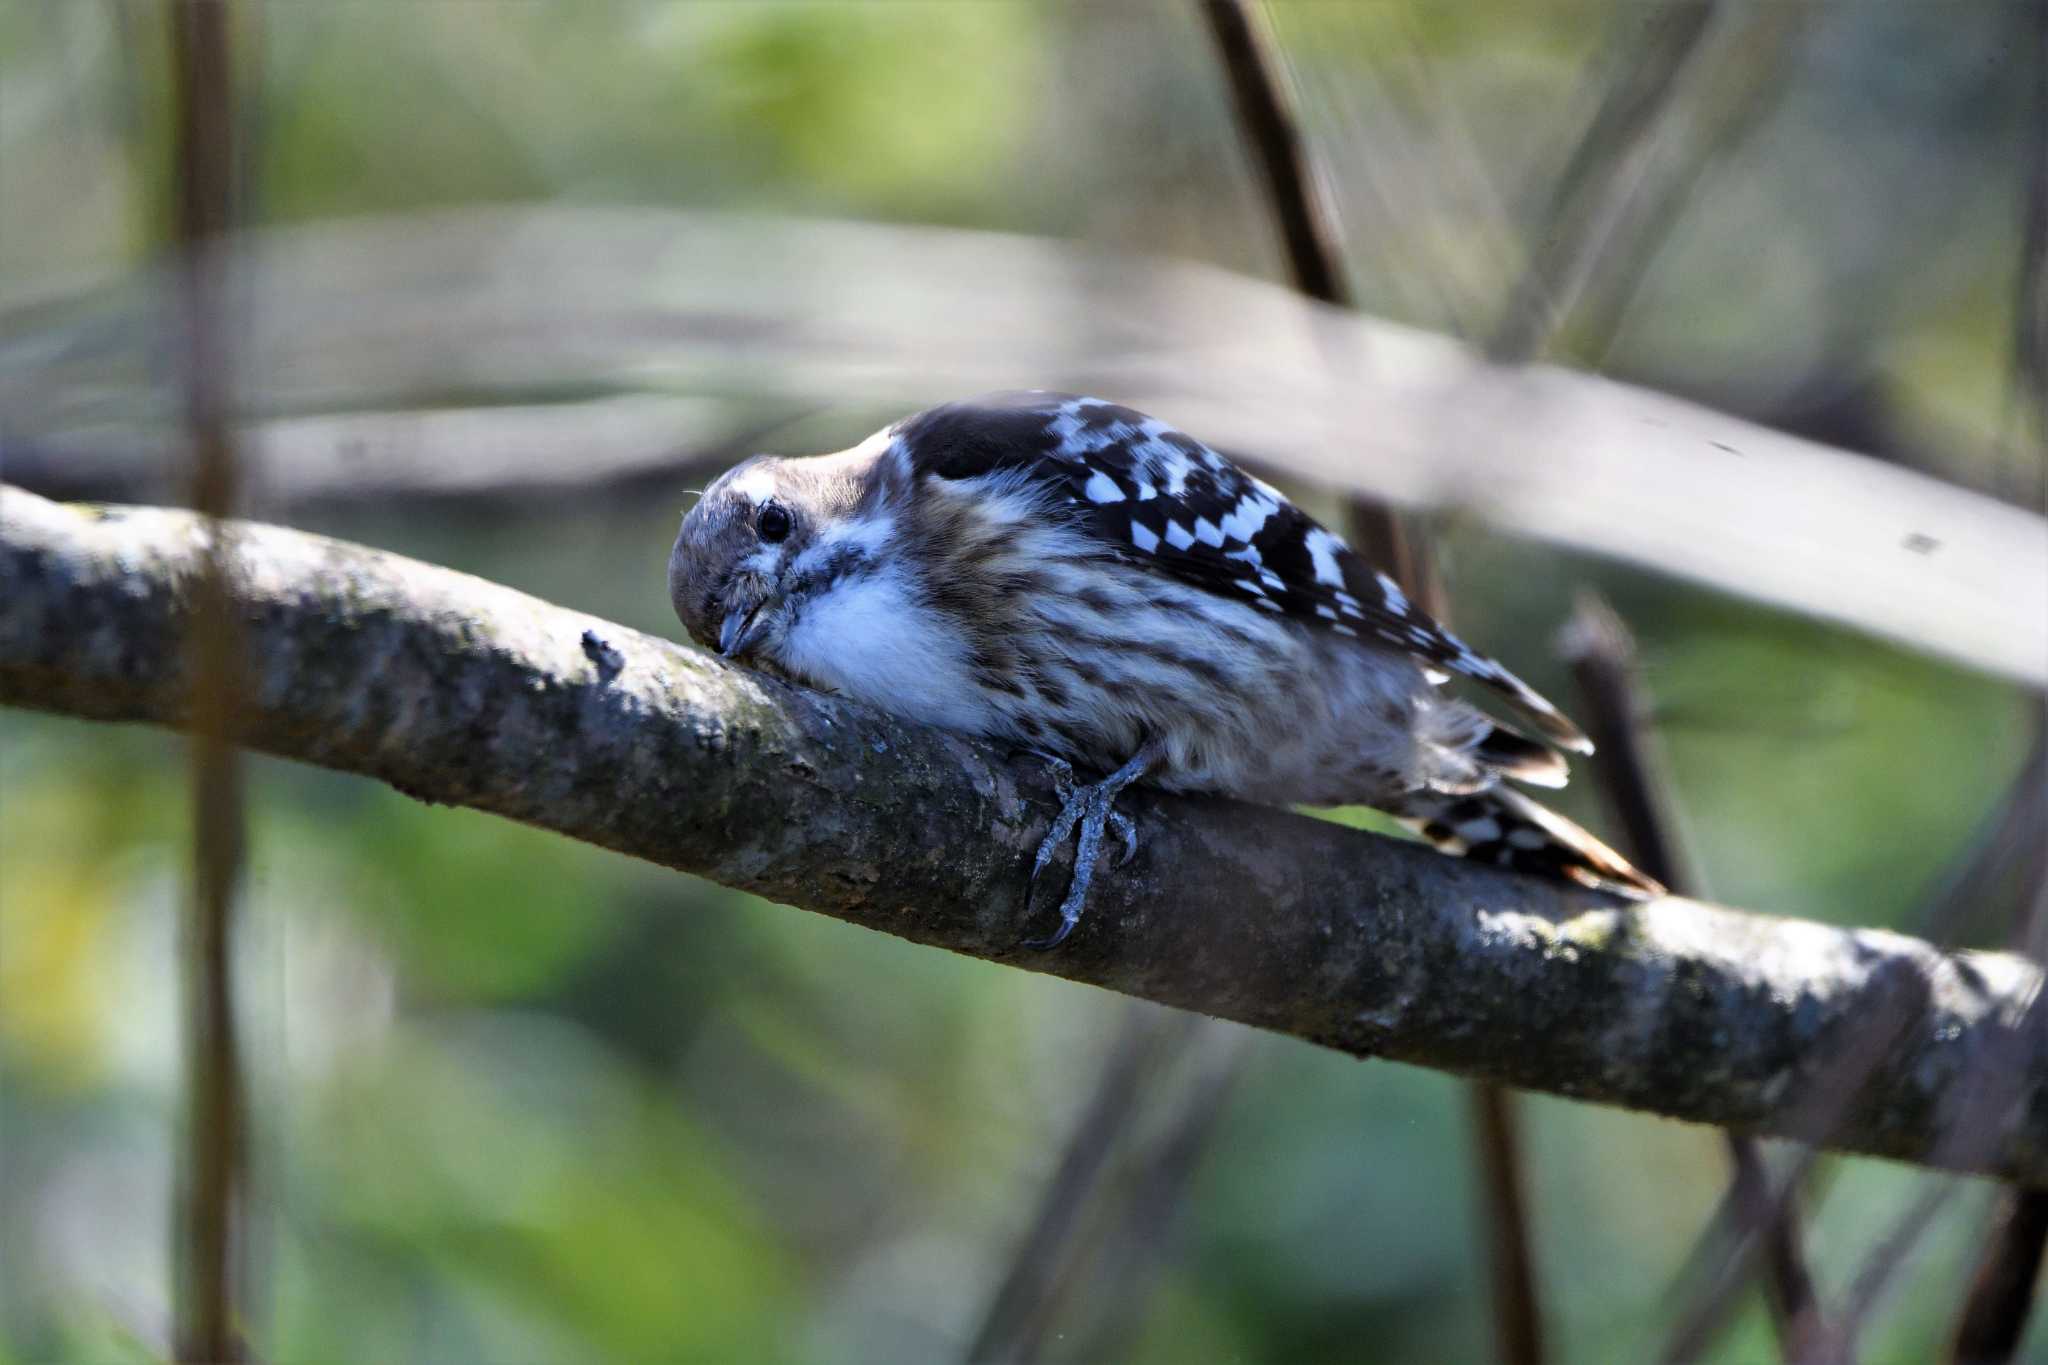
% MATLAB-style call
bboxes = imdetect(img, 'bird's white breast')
[780,565,991,734]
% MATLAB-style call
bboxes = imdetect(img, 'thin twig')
[1194,0,1437,603]
[168,0,248,1360]
[1196,0,1348,304]
[1571,2,1813,367]
[1836,1179,1966,1361]
[1724,1137,1827,1360]
[1488,0,1724,361]
[1561,594,1828,1363]
[1953,1187,2048,1365]
[963,1006,1201,1364]
[1064,1028,1253,1363]
[1650,713,2048,1362]
[1469,1084,1546,1365]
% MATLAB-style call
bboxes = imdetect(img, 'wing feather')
[894,392,1591,753]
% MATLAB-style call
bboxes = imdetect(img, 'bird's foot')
[1022,753,1137,862]
[1022,744,1156,950]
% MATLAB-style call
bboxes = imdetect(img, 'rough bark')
[4,483,2046,1183]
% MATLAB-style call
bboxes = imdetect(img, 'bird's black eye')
[756,500,793,543]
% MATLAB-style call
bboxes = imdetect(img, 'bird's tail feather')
[1387,785,1663,898]
[1472,721,1569,789]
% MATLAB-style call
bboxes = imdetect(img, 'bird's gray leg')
[1024,741,1161,950]
[1021,753,1083,882]
[1024,762,1135,880]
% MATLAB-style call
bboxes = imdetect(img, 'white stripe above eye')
[728,463,780,504]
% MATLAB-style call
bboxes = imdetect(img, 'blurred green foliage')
[2,2,2042,1362]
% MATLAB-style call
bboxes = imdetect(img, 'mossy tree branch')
[4,483,2045,1184]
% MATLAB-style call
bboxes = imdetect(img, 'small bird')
[668,391,1659,947]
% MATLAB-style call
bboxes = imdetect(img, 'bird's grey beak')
[717,606,766,659]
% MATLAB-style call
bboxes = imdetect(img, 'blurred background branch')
[0,397,814,511]
[4,209,2040,689]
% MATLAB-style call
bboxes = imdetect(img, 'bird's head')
[668,440,892,672]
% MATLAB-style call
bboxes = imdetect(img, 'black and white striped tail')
[1389,786,1664,898]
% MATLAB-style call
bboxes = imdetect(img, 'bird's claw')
[1020,744,1158,951]
[1020,920,1077,952]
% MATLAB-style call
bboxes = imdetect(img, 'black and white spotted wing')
[894,391,1592,754]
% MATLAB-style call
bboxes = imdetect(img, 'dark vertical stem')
[1562,594,1826,1363]
[1196,0,1347,303]
[170,0,247,1361]
[1953,1189,2048,1365]
[1193,0,1439,605]
[1557,597,1695,886]
[2012,0,2048,464]
[1470,1085,1545,1365]
[1950,7,2048,1353]
[1944,715,2048,1365]
[1722,1137,1825,1360]
[1194,9,1542,1364]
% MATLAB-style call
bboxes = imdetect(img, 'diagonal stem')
[1562,593,1827,1363]
[1487,0,1725,362]
[1650,708,2048,1362]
